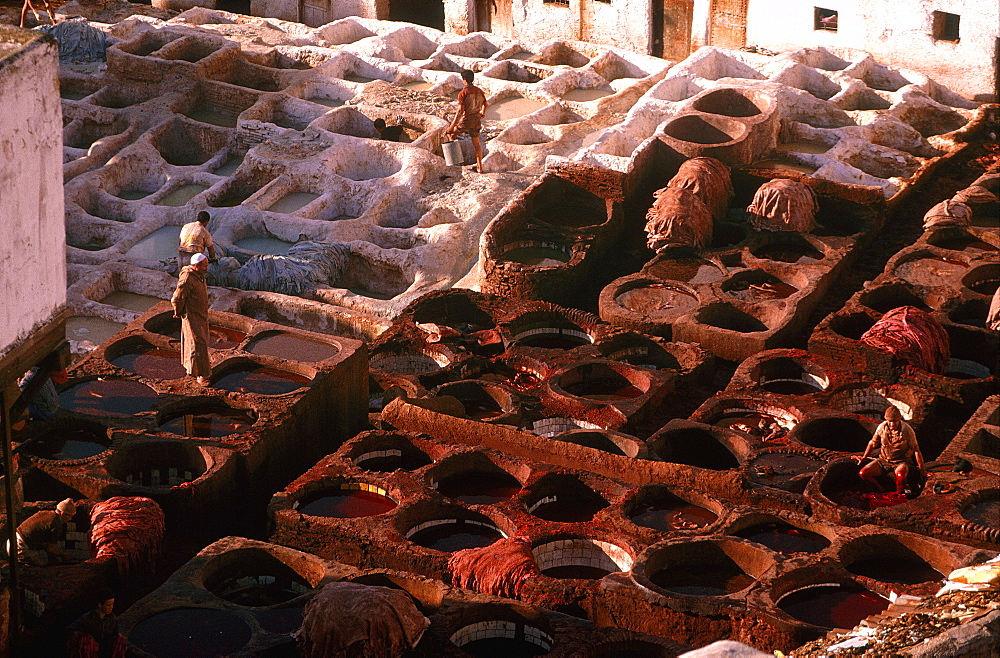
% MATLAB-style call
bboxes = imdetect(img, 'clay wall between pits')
[19,303,367,534]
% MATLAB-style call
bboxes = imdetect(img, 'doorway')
[389,0,446,30]
[708,0,748,48]
[652,0,693,61]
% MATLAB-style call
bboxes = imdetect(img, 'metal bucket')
[442,139,465,166]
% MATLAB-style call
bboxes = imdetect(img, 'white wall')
[0,28,66,358]
[744,0,998,101]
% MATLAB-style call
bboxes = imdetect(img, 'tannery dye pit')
[2,5,998,657]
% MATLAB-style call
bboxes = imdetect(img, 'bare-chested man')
[855,406,924,494]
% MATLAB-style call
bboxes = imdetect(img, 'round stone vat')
[145,313,248,349]
[532,536,633,580]
[662,113,747,145]
[551,361,650,402]
[791,416,872,452]
[948,298,990,329]
[245,330,339,362]
[211,360,312,395]
[433,466,522,505]
[405,513,507,553]
[348,571,447,613]
[432,381,514,421]
[927,228,1000,254]
[106,441,207,488]
[106,338,186,380]
[256,607,304,635]
[505,312,595,350]
[202,547,319,606]
[637,538,773,597]
[775,582,889,630]
[857,283,928,314]
[128,608,252,656]
[819,460,911,512]
[449,605,553,656]
[745,451,827,493]
[731,518,830,555]
[525,476,609,523]
[346,433,432,473]
[828,311,876,341]
[295,481,398,518]
[59,378,158,417]
[411,293,496,334]
[752,356,828,395]
[695,303,768,333]
[590,638,676,657]
[370,346,451,373]
[893,254,969,288]
[962,263,1000,296]
[496,356,549,392]
[645,255,727,285]
[750,234,825,264]
[960,490,1000,527]
[703,398,800,438]
[839,534,950,586]
[497,239,572,268]
[625,486,718,532]
[599,335,683,371]
[827,386,907,420]
[158,400,256,438]
[722,270,798,302]
[26,421,110,461]
[649,427,741,470]
[553,429,641,458]
[611,278,700,321]
[692,88,764,117]
[533,201,608,230]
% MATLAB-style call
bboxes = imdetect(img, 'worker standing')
[171,252,211,386]
[177,211,217,272]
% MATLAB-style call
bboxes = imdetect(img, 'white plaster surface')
[0,29,66,358]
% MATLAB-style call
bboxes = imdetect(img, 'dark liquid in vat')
[630,501,717,531]
[409,522,502,552]
[246,333,339,362]
[650,564,753,596]
[562,379,644,400]
[530,497,607,523]
[27,429,108,460]
[437,471,521,505]
[159,408,255,437]
[110,346,186,380]
[60,380,157,416]
[778,585,889,629]
[460,637,547,657]
[735,523,829,554]
[298,490,397,518]
[213,367,310,395]
[542,564,610,579]
[128,608,252,657]
[847,557,943,584]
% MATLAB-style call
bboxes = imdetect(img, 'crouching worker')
[854,406,925,495]
[14,498,77,566]
[67,589,126,658]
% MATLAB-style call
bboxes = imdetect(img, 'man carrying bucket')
[446,69,488,173]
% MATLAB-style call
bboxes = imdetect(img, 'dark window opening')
[814,7,838,31]
[389,0,445,30]
[595,0,611,4]
[932,11,960,42]
[544,0,571,6]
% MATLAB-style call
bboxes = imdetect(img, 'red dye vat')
[298,490,397,518]
[778,584,889,629]
[630,501,717,531]
[409,521,502,552]
[246,332,339,362]
[436,471,521,505]
[832,488,909,511]
[213,366,310,395]
[735,523,829,554]
[128,608,252,657]
[506,370,542,391]
[59,380,157,416]
[159,408,255,437]
[110,346,187,380]
[650,563,753,596]
[542,564,610,579]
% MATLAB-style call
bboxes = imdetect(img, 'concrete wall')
[740,0,998,101]
[0,28,66,360]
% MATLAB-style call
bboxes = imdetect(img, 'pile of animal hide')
[209,241,349,296]
[746,178,818,232]
[859,306,951,374]
[667,157,733,220]
[644,187,713,250]
[922,198,972,229]
[447,536,540,598]
[89,497,164,578]
[295,582,429,657]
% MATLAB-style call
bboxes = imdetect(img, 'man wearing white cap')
[14,498,76,566]
[171,252,211,385]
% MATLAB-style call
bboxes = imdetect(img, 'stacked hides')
[448,536,540,598]
[668,157,733,221]
[295,582,429,657]
[89,497,164,578]
[747,178,818,232]
[859,306,950,374]
[645,187,713,250]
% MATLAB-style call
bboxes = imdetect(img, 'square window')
[544,0,571,6]
[932,11,960,41]
[814,7,838,31]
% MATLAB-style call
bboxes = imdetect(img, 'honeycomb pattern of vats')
[117,536,688,657]
[267,424,990,649]
[579,45,980,200]
[365,289,713,436]
[24,302,366,532]
[57,11,671,322]
[808,223,999,403]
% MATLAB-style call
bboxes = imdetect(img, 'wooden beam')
[0,307,69,388]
